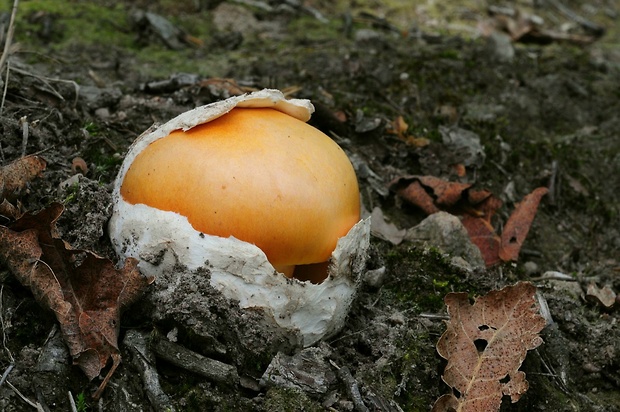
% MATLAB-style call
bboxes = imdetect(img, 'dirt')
[0,0,619,411]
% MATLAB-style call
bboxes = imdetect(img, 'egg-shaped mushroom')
[109,89,370,346]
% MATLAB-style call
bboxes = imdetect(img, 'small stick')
[152,337,239,386]
[0,61,10,118]
[0,363,14,387]
[336,366,369,412]
[20,116,28,157]
[68,391,78,412]
[330,361,369,412]
[543,0,605,36]
[0,285,14,363]
[0,0,19,75]
[547,160,558,206]
[6,380,44,411]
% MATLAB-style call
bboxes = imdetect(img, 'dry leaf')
[585,283,617,309]
[370,206,406,245]
[0,155,46,197]
[0,199,22,221]
[391,176,547,266]
[498,187,548,262]
[386,115,408,138]
[386,117,430,147]
[0,203,152,398]
[198,77,256,97]
[0,154,47,217]
[390,175,493,214]
[433,282,546,412]
[461,214,502,267]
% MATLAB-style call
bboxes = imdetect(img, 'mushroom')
[109,89,370,346]
[119,106,360,282]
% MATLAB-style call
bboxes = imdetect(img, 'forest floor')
[0,0,618,411]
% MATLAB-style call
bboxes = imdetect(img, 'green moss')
[16,1,134,50]
[381,245,473,313]
[392,328,443,411]
[285,16,343,44]
[62,181,80,204]
[75,392,88,412]
[263,387,322,412]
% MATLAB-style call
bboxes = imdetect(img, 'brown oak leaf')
[433,282,546,412]
[0,203,152,398]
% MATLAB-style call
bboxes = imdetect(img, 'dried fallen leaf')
[386,116,430,147]
[391,176,547,266]
[461,214,502,267]
[198,77,256,97]
[0,154,46,198]
[498,187,548,262]
[585,283,617,309]
[390,175,493,215]
[370,206,406,245]
[0,155,46,221]
[433,282,546,412]
[0,203,152,398]
[0,199,21,221]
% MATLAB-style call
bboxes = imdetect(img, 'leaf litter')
[433,282,546,412]
[0,154,46,220]
[0,202,152,398]
[391,175,547,266]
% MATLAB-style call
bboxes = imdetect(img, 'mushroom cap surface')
[120,107,360,268]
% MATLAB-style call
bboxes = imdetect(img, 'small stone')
[523,261,539,276]
[388,312,405,325]
[486,31,514,62]
[405,211,486,271]
[364,266,387,288]
[94,107,110,119]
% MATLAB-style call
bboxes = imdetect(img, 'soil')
[0,1,619,411]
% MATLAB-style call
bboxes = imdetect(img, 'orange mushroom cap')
[120,107,360,280]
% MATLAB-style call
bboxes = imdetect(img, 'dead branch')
[151,334,239,386]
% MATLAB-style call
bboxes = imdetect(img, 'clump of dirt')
[0,1,618,411]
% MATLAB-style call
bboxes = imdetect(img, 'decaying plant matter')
[391,176,548,266]
[433,282,546,412]
[0,154,46,219]
[0,203,152,399]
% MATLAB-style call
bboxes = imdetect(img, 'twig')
[20,115,28,157]
[9,66,80,108]
[547,160,558,206]
[124,330,175,411]
[92,353,121,400]
[68,391,78,412]
[543,0,605,36]
[418,312,449,321]
[152,336,239,386]
[0,60,10,118]
[0,363,14,387]
[6,380,45,411]
[0,0,19,75]
[531,270,576,282]
[0,284,15,363]
[330,361,369,412]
